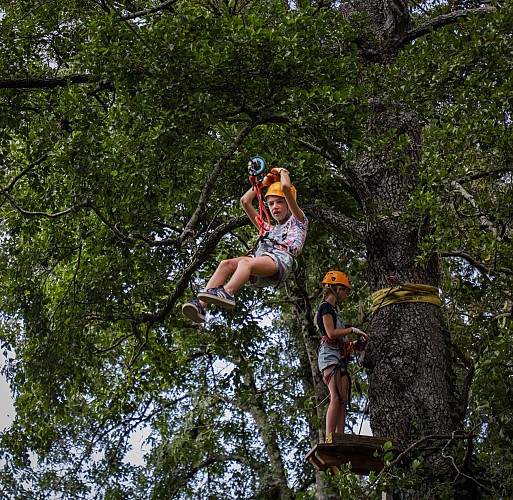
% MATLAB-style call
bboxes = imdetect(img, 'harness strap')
[321,335,339,346]
[252,235,293,255]
[322,363,352,408]
[322,365,345,406]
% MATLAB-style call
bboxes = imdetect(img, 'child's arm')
[273,168,306,223]
[322,314,354,340]
[240,187,261,231]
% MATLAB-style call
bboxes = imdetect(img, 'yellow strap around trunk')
[370,284,442,313]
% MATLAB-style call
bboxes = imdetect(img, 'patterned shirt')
[264,213,309,257]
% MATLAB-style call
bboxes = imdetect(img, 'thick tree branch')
[373,425,489,496]
[297,139,339,165]
[451,180,506,241]
[297,139,355,196]
[125,230,178,247]
[285,262,326,448]
[0,154,50,210]
[139,214,249,325]
[453,165,513,185]
[0,74,113,90]
[378,426,479,474]
[120,0,180,20]
[2,154,49,193]
[85,200,131,241]
[398,6,496,48]
[451,166,512,244]
[441,250,513,276]
[298,139,370,207]
[180,117,266,244]
[303,203,367,240]
[241,372,291,498]
[0,187,78,218]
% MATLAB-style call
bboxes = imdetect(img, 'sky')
[0,352,14,431]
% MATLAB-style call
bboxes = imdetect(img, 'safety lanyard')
[249,176,271,236]
[247,156,272,237]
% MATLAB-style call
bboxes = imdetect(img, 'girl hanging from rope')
[182,163,309,324]
[317,270,368,438]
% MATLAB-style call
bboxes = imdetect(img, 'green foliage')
[0,0,512,498]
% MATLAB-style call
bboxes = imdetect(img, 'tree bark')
[357,100,457,493]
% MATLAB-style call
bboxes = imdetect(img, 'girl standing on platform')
[317,270,368,437]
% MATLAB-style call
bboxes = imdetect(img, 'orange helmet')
[322,270,352,290]
[265,182,297,200]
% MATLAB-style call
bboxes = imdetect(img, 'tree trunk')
[360,102,458,495]
[246,376,294,500]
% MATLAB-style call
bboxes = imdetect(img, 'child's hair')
[322,285,335,300]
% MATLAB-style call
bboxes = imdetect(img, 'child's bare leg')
[324,366,340,437]
[223,255,276,296]
[203,257,246,292]
[194,257,244,308]
[335,374,349,434]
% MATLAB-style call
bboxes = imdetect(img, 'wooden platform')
[305,433,398,475]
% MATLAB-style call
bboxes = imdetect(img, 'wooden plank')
[305,434,398,476]
[326,433,395,447]
[304,447,326,470]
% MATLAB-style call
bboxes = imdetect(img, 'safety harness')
[247,233,290,286]
[246,157,295,286]
[321,335,366,407]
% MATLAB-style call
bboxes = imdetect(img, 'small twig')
[0,186,78,218]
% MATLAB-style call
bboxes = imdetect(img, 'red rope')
[250,176,271,236]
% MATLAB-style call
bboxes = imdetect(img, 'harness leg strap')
[322,365,347,406]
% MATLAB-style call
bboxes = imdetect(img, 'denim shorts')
[318,343,342,372]
[248,242,294,288]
